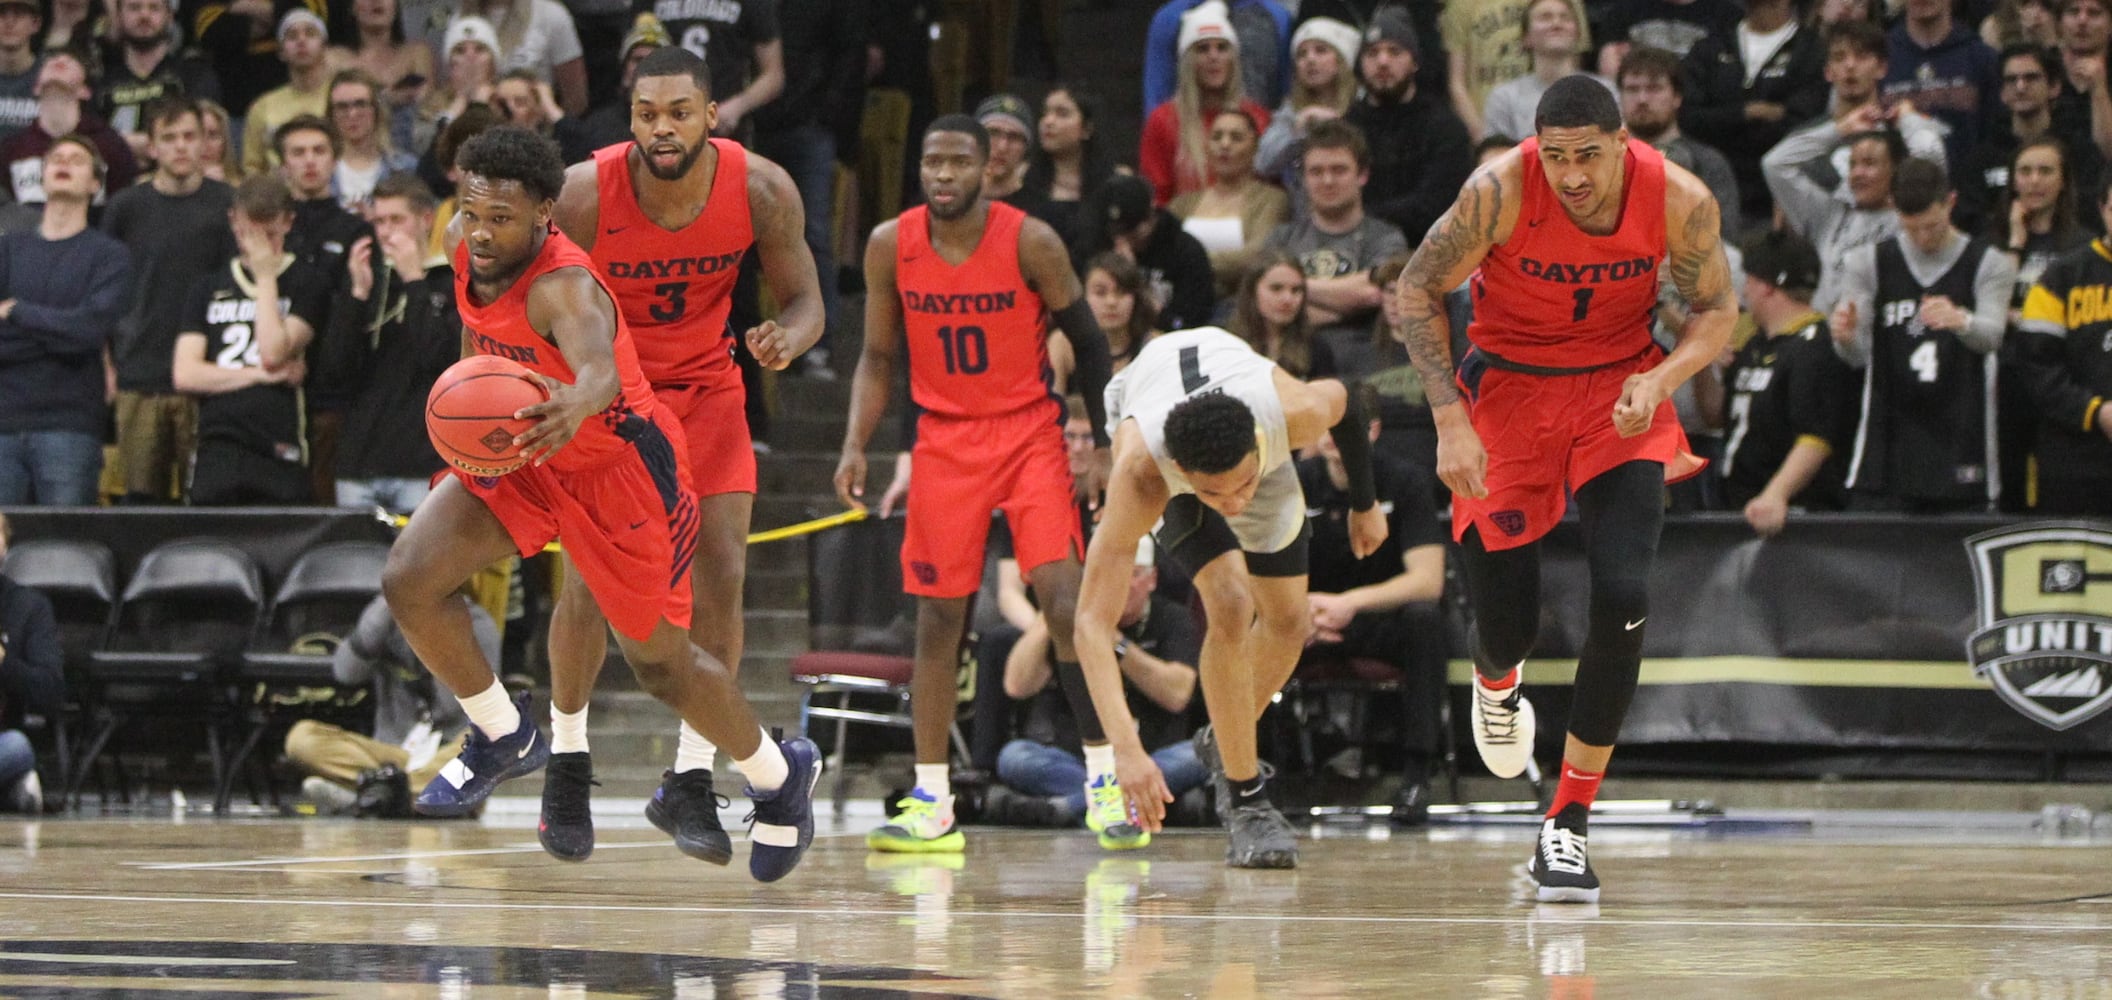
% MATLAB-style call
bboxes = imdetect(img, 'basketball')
[425,354,550,476]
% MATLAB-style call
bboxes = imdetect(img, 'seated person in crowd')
[0,512,59,814]
[323,174,456,515]
[173,175,326,505]
[1076,174,1217,334]
[1295,405,1446,824]
[1719,229,1858,535]
[286,592,498,816]
[2014,176,2112,514]
[996,538,1208,831]
[1260,118,1405,351]
[1828,159,2015,512]
[1171,107,1287,300]
[1314,251,1440,500]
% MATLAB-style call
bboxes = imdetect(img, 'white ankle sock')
[550,705,589,753]
[1083,744,1116,781]
[914,763,950,798]
[674,722,717,773]
[735,729,788,792]
[458,682,519,741]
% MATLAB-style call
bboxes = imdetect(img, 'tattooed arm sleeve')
[1392,166,1509,410]
[1657,169,1739,388]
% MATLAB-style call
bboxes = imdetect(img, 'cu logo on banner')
[1964,523,2112,731]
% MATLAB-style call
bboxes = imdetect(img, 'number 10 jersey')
[896,201,1056,421]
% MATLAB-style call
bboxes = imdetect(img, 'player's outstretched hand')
[1115,743,1174,833]
[513,373,593,466]
[1612,373,1666,438]
[1347,505,1389,559]
[1435,425,1489,499]
[745,319,795,370]
[877,452,911,517]
[833,447,868,511]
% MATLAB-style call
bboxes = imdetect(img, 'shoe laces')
[883,791,952,837]
[1087,779,1135,828]
[1476,680,1522,743]
[1539,822,1589,876]
[668,770,731,813]
[542,759,598,825]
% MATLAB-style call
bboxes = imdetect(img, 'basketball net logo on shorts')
[1964,523,2112,731]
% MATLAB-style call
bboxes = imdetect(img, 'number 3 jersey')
[895,201,1056,421]
[185,255,330,463]
[590,138,752,388]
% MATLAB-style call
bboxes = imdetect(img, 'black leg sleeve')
[1567,460,1665,747]
[1456,526,1541,678]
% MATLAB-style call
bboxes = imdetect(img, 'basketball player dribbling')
[1394,77,1737,902]
[382,126,820,882]
[539,46,826,864]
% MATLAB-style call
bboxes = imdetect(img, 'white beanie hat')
[1291,17,1361,67]
[1178,1,1238,56]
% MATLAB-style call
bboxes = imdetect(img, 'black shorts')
[1156,494,1311,578]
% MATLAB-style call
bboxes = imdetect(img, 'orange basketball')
[425,355,550,476]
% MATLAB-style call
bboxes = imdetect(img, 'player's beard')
[926,176,984,220]
[639,138,705,181]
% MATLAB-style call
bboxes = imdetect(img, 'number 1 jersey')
[896,202,1056,420]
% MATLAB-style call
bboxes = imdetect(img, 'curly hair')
[454,124,566,204]
[1163,391,1257,475]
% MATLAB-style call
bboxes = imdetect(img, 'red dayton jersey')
[1468,137,1669,370]
[453,230,664,475]
[590,138,752,386]
[896,202,1057,420]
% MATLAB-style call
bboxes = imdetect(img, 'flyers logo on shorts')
[1965,523,2112,731]
[910,561,939,587]
[1491,510,1528,537]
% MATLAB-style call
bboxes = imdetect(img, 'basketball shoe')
[867,787,966,853]
[1225,799,1298,869]
[414,690,547,816]
[745,734,823,882]
[1471,671,1537,778]
[646,768,733,864]
[1527,803,1600,903]
[538,752,596,862]
[1084,774,1150,850]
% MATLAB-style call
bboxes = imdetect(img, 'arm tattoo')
[1669,195,1734,313]
[1398,174,1502,409]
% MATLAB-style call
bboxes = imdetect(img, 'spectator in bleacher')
[1261,118,1405,352]
[0,0,47,145]
[2015,175,2112,513]
[1828,158,2015,512]
[0,512,58,813]
[490,67,588,163]
[409,16,498,163]
[104,97,233,505]
[325,173,451,514]
[327,68,415,211]
[327,0,431,151]
[199,98,239,181]
[1985,0,2062,49]
[1993,138,2093,310]
[1718,229,1857,535]
[1439,0,1590,141]
[1082,252,1159,373]
[173,175,326,506]
[457,0,585,119]
[1678,0,1826,229]
[638,0,779,141]
[1883,0,2002,178]
[1618,47,1739,240]
[285,592,494,816]
[0,136,130,506]
[1597,0,1740,71]
[1077,173,1217,334]
[1960,46,2102,237]
[1295,409,1446,824]
[1346,7,1471,252]
[1172,108,1287,301]
[1255,17,1358,217]
[569,13,662,160]
[1815,0,1884,26]
[239,9,330,178]
[1311,251,1436,491]
[191,0,306,141]
[1144,0,1292,115]
[753,0,862,377]
[976,93,1036,207]
[1228,251,1312,376]
[1020,83,1115,248]
[96,0,224,162]
[1481,0,1611,143]
[276,114,370,504]
[421,104,500,254]
[1141,1,1273,206]
[996,537,1206,829]
[2049,0,2110,155]
[0,52,139,207]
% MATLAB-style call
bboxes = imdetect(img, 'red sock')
[1479,666,1520,690]
[1546,764,1604,820]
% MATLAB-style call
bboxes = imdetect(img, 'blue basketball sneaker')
[744,734,822,883]
[414,690,548,817]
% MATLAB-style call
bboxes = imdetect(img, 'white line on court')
[3,890,2107,935]
[126,831,873,871]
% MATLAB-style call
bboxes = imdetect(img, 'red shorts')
[902,403,1081,598]
[655,374,755,498]
[1451,346,1704,551]
[458,415,700,641]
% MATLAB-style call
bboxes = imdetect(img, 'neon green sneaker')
[1083,774,1150,850]
[866,788,966,853]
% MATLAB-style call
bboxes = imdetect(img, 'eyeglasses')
[330,98,375,111]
